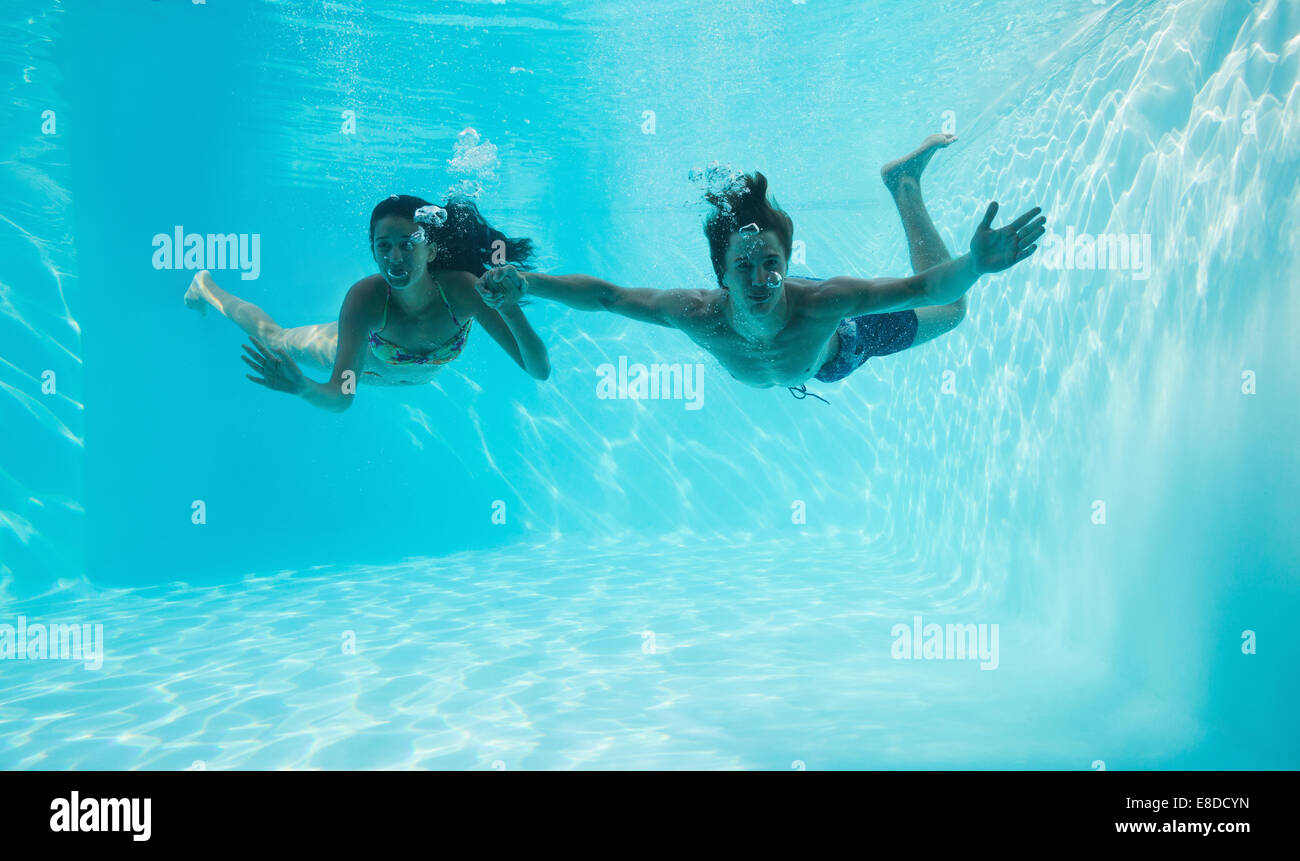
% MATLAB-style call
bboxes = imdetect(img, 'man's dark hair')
[702,171,794,286]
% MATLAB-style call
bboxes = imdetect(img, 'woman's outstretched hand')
[970,202,1046,273]
[475,265,528,310]
[242,336,307,395]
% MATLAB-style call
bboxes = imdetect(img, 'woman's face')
[372,215,436,290]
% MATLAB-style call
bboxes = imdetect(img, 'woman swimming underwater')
[183,194,551,411]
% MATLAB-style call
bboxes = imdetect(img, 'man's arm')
[513,272,702,329]
[812,255,982,318]
[809,201,1044,319]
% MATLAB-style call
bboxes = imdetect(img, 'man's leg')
[881,133,965,347]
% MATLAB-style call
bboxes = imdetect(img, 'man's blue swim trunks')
[813,310,919,382]
[806,272,920,386]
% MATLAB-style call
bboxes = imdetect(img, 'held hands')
[475,265,528,310]
[969,202,1046,274]
[243,336,307,395]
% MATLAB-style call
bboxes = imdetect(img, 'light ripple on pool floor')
[1,538,1177,770]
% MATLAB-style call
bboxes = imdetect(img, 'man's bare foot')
[881,133,957,192]
[184,270,214,315]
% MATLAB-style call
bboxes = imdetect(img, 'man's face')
[721,228,788,315]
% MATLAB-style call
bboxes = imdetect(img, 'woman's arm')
[309,280,377,410]
[474,303,551,380]
[245,279,377,412]
[465,270,550,380]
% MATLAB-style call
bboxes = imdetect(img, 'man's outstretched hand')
[970,202,1046,274]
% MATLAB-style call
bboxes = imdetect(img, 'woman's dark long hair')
[369,194,537,276]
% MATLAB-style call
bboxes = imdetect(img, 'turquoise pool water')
[2,0,1297,769]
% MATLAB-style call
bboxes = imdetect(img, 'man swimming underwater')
[474,134,1045,399]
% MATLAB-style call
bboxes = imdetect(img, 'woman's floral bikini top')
[368,281,472,366]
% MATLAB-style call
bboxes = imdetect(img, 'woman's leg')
[275,322,339,370]
[880,134,966,347]
[185,270,337,369]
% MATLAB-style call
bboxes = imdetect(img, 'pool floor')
[1,538,1195,769]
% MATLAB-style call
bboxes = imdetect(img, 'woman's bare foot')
[881,133,957,192]
[184,270,215,315]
